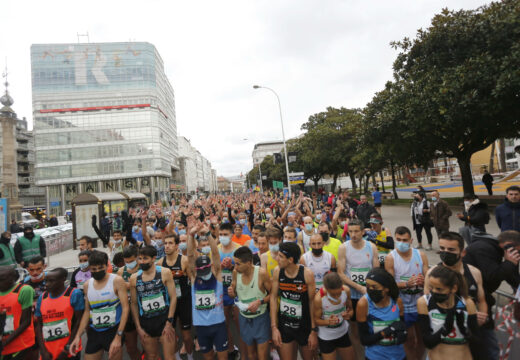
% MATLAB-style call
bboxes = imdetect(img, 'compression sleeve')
[418,314,443,349]
[358,321,384,346]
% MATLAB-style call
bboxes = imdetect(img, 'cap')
[195,256,212,277]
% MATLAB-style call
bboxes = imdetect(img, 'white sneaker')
[270,348,280,360]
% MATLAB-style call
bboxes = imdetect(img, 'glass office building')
[31,42,178,215]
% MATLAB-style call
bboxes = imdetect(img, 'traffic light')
[274,153,283,164]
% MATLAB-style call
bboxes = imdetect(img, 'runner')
[249,224,265,255]
[337,219,379,359]
[35,267,84,360]
[23,255,47,302]
[159,234,194,360]
[297,216,316,252]
[318,223,342,261]
[130,245,177,360]
[357,268,407,360]
[0,266,35,360]
[270,242,318,360]
[261,227,282,279]
[70,250,92,290]
[228,246,271,360]
[366,213,394,267]
[69,250,129,360]
[418,265,478,360]
[186,219,228,360]
[384,226,428,360]
[300,233,336,292]
[231,223,251,246]
[252,231,269,266]
[116,245,140,360]
[423,231,488,359]
[313,272,354,360]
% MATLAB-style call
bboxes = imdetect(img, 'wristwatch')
[116,330,124,337]
[168,317,175,324]
[311,327,319,332]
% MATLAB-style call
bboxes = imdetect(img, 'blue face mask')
[201,246,211,255]
[305,224,313,232]
[269,243,279,252]
[200,273,212,281]
[179,242,187,251]
[287,222,294,227]
[178,229,186,235]
[239,219,246,225]
[219,236,231,246]
[396,241,410,253]
[79,262,89,270]
[126,260,137,269]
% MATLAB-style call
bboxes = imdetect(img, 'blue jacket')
[495,199,520,232]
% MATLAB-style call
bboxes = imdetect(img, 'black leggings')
[415,224,433,245]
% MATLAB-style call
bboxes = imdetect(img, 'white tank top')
[87,273,118,304]
[318,290,349,340]
[303,250,332,291]
[391,248,424,313]
[302,230,315,252]
[345,240,373,300]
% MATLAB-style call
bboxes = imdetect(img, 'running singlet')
[391,248,423,313]
[87,274,122,331]
[375,229,391,264]
[278,265,310,330]
[266,251,278,279]
[345,240,373,300]
[317,288,349,340]
[236,265,267,318]
[424,294,470,344]
[301,230,314,252]
[136,266,170,318]
[302,250,332,291]
[248,240,260,254]
[219,245,236,306]
[191,275,226,326]
[162,255,190,299]
[365,294,405,360]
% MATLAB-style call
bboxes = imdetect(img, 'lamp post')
[253,85,292,196]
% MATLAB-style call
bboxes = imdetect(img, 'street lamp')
[253,85,292,196]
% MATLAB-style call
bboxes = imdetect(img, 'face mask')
[201,246,211,255]
[326,293,339,303]
[269,244,279,252]
[305,224,313,232]
[432,197,437,202]
[200,273,212,281]
[367,289,384,303]
[140,262,152,271]
[126,260,137,269]
[30,272,44,281]
[320,233,329,242]
[287,222,294,227]
[113,240,122,245]
[283,238,294,243]
[132,226,138,232]
[464,201,471,206]
[220,236,231,246]
[179,242,187,251]
[340,221,346,227]
[178,229,186,235]
[312,248,323,256]
[24,232,34,239]
[396,241,410,253]
[439,251,460,267]
[431,291,450,304]
[79,262,89,270]
[239,219,246,225]
[266,214,272,220]
[91,270,106,281]
[1,235,10,244]
[222,218,229,223]
[316,214,322,221]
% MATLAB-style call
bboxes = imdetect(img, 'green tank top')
[236,265,267,318]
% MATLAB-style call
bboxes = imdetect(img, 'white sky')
[0,0,489,177]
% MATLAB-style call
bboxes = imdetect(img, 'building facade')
[176,136,216,194]
[31,42,178,214]
[252,141,283,165]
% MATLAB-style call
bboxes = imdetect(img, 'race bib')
[195,289,216,310]
[4,315,14,334]
[373,320,395,345]
[175,283,182,298]
[378,250,390,263]
[280,297,302,319]
[142,293,167,314]
[91,305,117,329]
[430,312,466,343]
[43,318,69,341]
[222,270,233,286]
[323,306,345,328]
[239,297,261,316]
[315,280,323,292]
[351,267,370,285]
[400,276,422,294]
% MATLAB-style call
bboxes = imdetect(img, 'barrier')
[494,290,519,359]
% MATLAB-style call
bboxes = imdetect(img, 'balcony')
[16,155,29,164]
[18,167,30,176]
[18,178,31,188]
[16,142,29,152]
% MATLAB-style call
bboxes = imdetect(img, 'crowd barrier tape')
[494,290,519,359]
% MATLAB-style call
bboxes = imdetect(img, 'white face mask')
[30,272,44,281]
[220,236,231,246]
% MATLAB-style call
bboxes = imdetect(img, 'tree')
[392,0,520,195]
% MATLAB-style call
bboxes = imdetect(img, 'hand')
[227,286,236,298]
[406,275,416,288]
[358,285,367,295]
[137,326,150,342]
[247,299,262,314]
[504,248,520,266]
[69,336,81,356]
[341,308,353,321]
[456,213,464,219]
[308,331,318,350]
[108,334,122,359]
[162,322,176,342]
[272,327,282,348]
[415,274,425,287]
[328,315,340,326]
[477,311,488,326]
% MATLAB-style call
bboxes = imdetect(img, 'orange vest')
[39,287,80,359]
[0,283,35,355]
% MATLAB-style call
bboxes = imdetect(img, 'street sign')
[273,180,284,189]
[289,172,305,184]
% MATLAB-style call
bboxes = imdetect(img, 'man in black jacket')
[464,230,520,360]
[457,194,490,232]
[355,195,377,227]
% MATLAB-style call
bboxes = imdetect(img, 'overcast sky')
[0,0,489,177]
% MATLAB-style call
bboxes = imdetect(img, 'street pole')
[258,163,264,193]
[253,85,292,196]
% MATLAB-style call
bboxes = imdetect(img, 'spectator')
[482,170,494,195]
[372,186,382,214]
[48,214,58,227]
[112,212,122,232]
[411,192,433,250]
[495,185,520,232]
[100,212,111,240]
[429,190,452,237]
[463,230,520,359]
[0,231,16,267]
[14,226,46,268]
[355,195,377,226]
[457,193,490,234]
[9,220,21,234]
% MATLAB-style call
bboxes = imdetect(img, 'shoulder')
[467,264,483,280]
[357,295,368,310]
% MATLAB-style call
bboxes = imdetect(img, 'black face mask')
[367,289,384,303]
[91,270,106,281]
[1,236,10,244]
[320,233,329,242]
[439,251,460,267]
[311,248,323,256]
[140,263,152,271]
[24,232,34,239]
[431,291,450,304]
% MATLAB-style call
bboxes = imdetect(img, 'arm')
[356,296,384,346]
[129,275,143,335]
[70,283,91,355]
[470,265,489,325]
[371,243,380,268]
[91,215,109,246]
[270,267,282,347]
[39,236,47,257]
[313,293,328,327]
[208,228,221,279]
[14,241,23,265]
[417,296,446,349]
[114,276,129,334]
